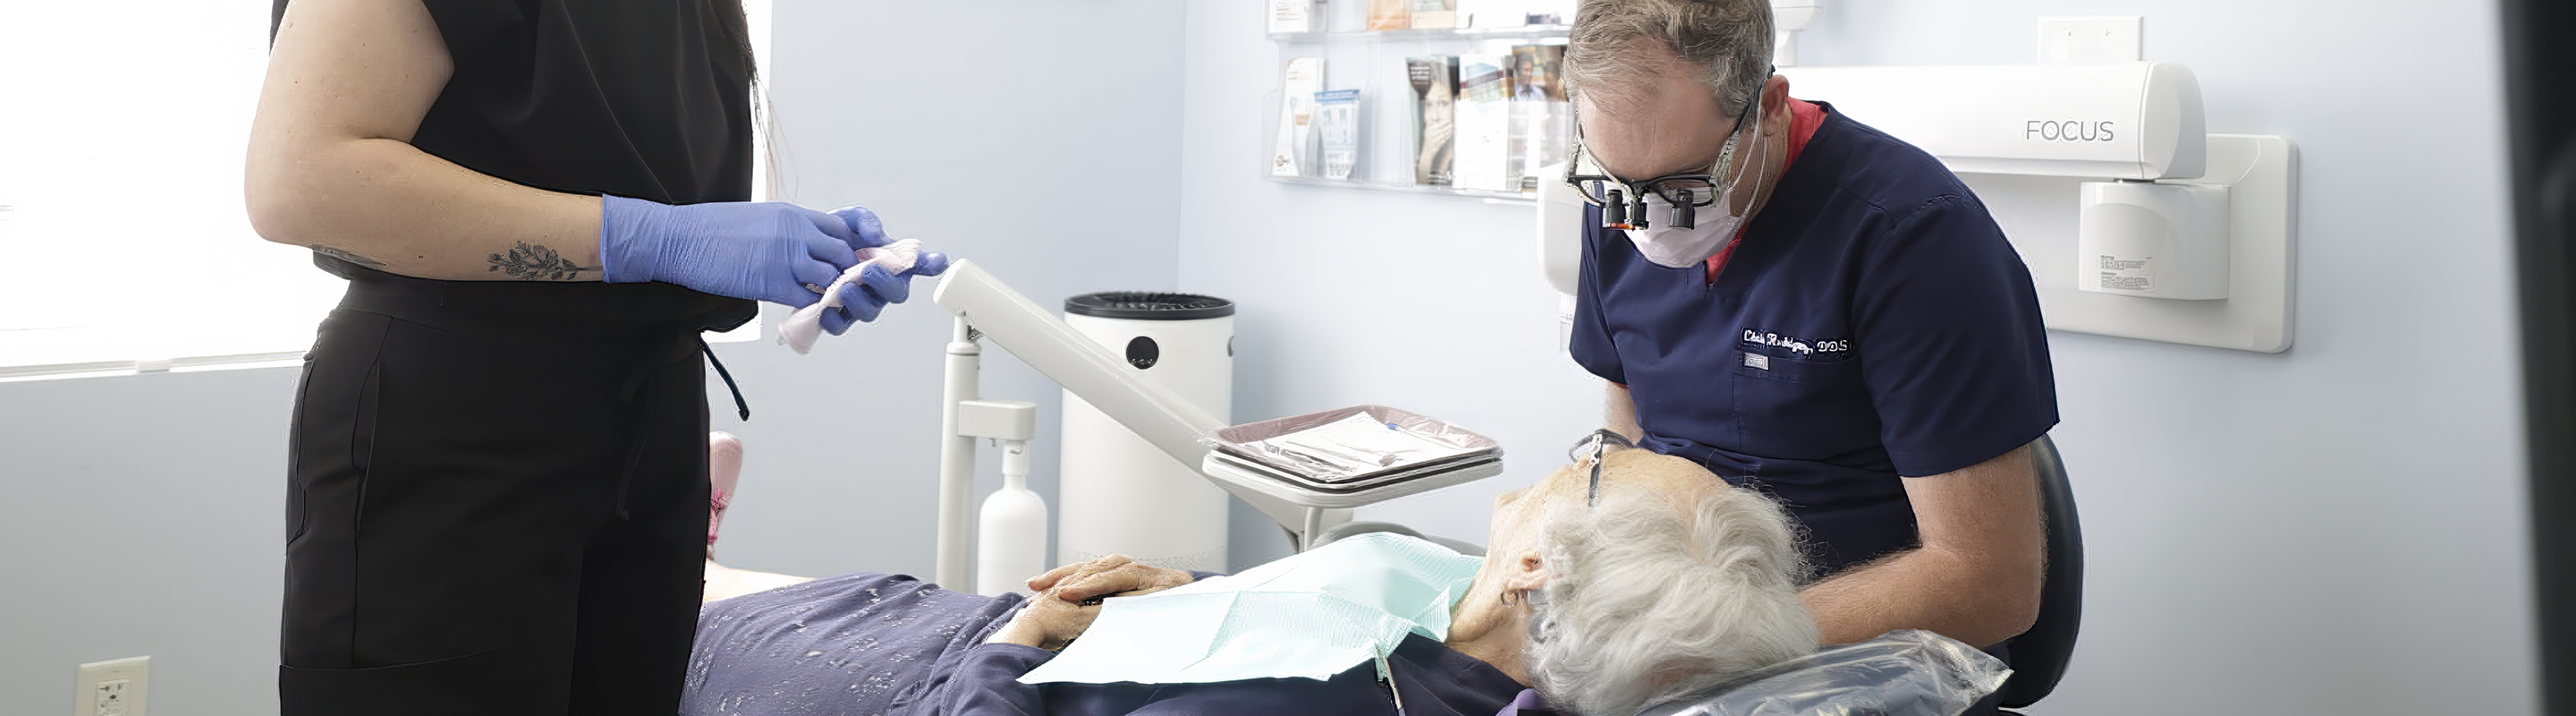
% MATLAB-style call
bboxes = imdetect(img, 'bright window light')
[0,2,775,378]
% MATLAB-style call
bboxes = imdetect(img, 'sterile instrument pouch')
[1637,629,2011,716]
[1016,532,1481,685]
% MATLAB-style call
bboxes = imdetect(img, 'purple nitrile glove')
[598,195,860,308]
[823,204,895,252]
[813,204,955,335]
[822,205,957,284]
[814,251,955,335]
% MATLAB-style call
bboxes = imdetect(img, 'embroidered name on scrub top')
[1739,329,1853,369]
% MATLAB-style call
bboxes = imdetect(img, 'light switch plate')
[73,657,149,716]
[2039,16,2143,64]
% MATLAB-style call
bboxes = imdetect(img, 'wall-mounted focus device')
[1780,63,2207,180]
[1783,59,2294,352]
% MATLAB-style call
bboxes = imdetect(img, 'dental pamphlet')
[1524,4,1570,26]
[1315,90,1361,181]
[1510,45,1565,102]
[1511,44,1569,191]
[1450,54,1515,192]
[1368,0,1411,30]
[1411,0,1458,30]
[1494,0,1566,25]
[1406,56,1458,186]
[1267,0,1319,34]
[1272,57,1325,177]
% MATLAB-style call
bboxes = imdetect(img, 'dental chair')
[1313,520,1487,556]
[1997,433,2081,712]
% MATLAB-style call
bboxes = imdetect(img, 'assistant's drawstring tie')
[702,339,750,421]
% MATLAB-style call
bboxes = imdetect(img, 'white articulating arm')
[932,261,1232,481]
[933,260,1506,561]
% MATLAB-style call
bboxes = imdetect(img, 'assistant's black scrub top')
[1571,106,2059,579]
[270,0,758,330]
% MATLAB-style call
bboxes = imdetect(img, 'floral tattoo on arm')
[487,242,599,281]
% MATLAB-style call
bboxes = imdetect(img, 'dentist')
[1560,1,2056,710]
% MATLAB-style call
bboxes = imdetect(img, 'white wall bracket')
[1963,134,2300,353]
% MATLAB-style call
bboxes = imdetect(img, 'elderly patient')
[689,448,1817,716]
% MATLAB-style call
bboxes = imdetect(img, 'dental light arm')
[933,261,1229,466]
[930,261,1315,585]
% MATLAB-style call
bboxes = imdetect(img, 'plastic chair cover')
[1636,630,2010,716]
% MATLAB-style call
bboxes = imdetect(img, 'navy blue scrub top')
[1571,106,2058,578]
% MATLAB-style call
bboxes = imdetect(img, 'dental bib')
[1016,532,1481,685]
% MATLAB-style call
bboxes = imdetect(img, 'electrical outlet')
[94,679,129,716]
[73,657,148,716]
[2038,15,2143,64]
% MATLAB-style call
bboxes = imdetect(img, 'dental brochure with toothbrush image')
[1273,57,1325,178]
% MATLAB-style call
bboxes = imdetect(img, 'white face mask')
[1622,106,1771,269]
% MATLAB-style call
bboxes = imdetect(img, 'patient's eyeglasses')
[1566,430,1637,507]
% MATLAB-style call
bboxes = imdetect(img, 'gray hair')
[1526,479,1819,716]
[1564,0,1774,117]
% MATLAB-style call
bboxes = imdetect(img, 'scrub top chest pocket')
[1730,327,1875,459]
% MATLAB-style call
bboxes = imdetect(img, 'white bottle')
[977,439,1049,597]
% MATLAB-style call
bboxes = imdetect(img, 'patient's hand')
[990,556,1195,651]
[1023,555,1196,603]
[988,590,1100,651]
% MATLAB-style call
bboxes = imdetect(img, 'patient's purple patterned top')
[682,571,1524,716]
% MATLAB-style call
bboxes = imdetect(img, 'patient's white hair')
[1527,478,1818,716]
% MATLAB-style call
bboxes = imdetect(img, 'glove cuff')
[598,194,671,284]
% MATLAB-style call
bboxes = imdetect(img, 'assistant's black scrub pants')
[281,295,718,715]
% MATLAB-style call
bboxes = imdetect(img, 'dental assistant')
[1559,0,2056,697]
[243,0,944,713]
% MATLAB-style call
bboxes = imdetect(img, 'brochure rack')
[1263,1,1574,203]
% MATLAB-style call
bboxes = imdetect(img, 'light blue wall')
[1175,0,2540,714]
[706,0,1190,582]
[0,368,297,716]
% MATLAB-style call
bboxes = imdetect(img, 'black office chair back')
[1997,434,2082,709]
